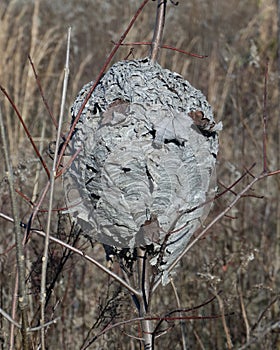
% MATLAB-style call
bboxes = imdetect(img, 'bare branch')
[0,106,29,348]
[0,307,59,332]
[211,289,233,349]
[150,0,166,62]
[0,307,21,329]
[113,40,208,58]
[56,0,150,169]
[237,321,280,350]
[28,55,58,129]
[0,211,141,297]
[262,59,269,173]
[0,85,50,178]
[170,278,187,350]
[152,168,280,291]
[40,27,71,350]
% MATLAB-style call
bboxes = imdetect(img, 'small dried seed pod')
[64,57,222,284]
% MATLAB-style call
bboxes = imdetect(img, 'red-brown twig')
[266,169,280,176]
[83,313,229,350]
[153,167,280,292]
[152,291,221,342]
[0,85,50,179]
[84,292,228,349]
[218,180,264,199]
[28,55,58,129]
[113,41,208,58]
[55,145,81,178]
[15,189,35,207]
[215,163,256,199]
[164,163,257,238]
[0,211,141,297]
[56,0,150,172]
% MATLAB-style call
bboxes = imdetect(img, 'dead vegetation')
[0,0,279,349]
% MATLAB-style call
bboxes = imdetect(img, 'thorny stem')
[150,0,166,62]
[0,107,29,348]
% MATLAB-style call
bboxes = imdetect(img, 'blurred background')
[0,0,279,348]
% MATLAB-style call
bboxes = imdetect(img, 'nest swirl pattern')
[64,57,221,284]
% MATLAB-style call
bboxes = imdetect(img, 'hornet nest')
[64,57,222,284]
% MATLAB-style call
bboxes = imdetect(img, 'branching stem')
[0,108,29,348]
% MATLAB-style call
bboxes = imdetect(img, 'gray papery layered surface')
[64,58,221,284]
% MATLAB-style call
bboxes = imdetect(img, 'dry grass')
[0,0,279,349]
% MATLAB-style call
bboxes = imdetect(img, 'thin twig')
[237,277,250,343]
[56,0,150,170]
[262,59,269,173]
[28,55,58,129]
[0,211,141,298]
[83,312,226,349]
[193,329,206,350]
[170,278,187,350]
[0,307,59,332]
[0,106,29,349]
[275,0,280,287]
[31,119,46,203]
[9,266,19,350]
[55,145,81,178]
[153,170,270,292]
[0,85,50,178]
[30,181,51,228]
[137,248,153,349]
[0,307,21,329]
[237,321,280,350]
[40,27,71,350]
[211,289,233,349]
[113,40,208,58]
[251,295,279,331]
[150,0,166,62]
[167,163,257,236]
[29,318,60,332]
[151,292,219,346]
